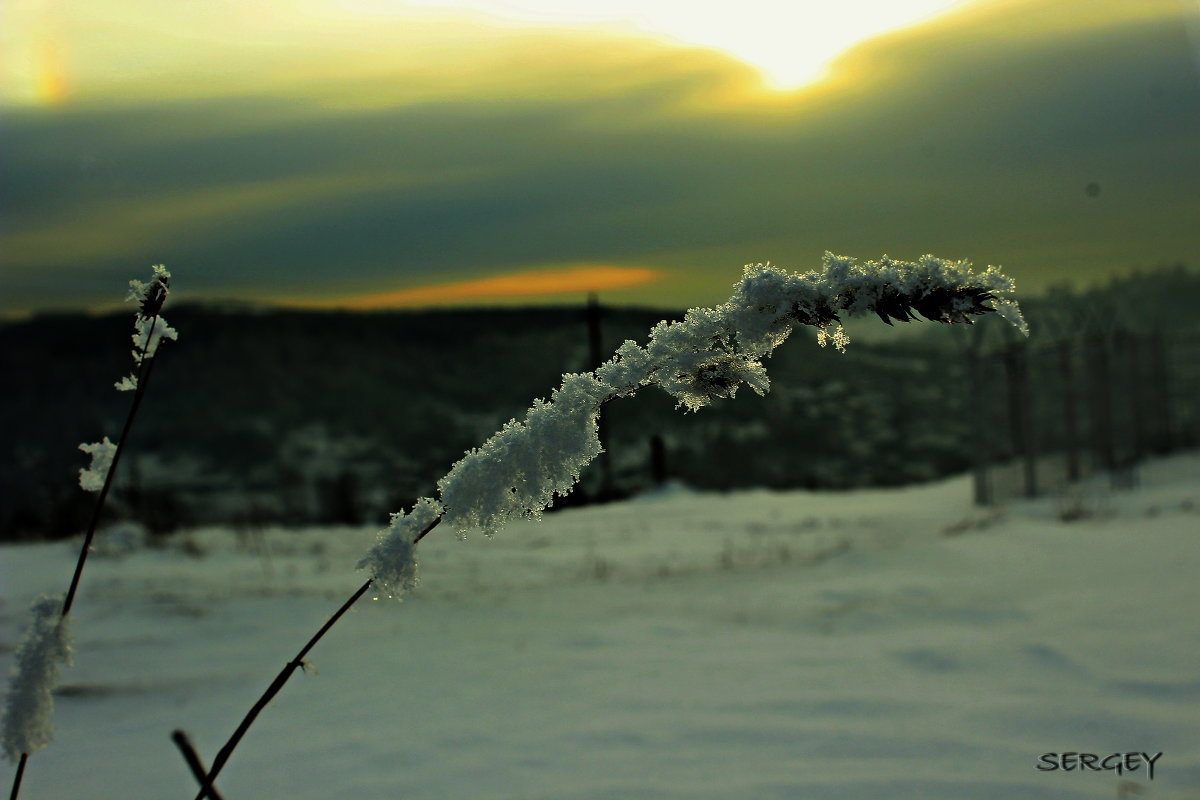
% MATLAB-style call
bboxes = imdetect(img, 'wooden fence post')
[1003,342,1038,498]
[1149,330,1174,454]
[966,346,992,506]
[1056,339,1081,482]
[587,293,615,500]
[1087,334,1115,473]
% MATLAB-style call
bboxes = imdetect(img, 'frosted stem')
[183,253,1025,796]
[63,316,160,618]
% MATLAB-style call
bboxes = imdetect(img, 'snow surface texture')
[1,454,1196,799]
[1,596,73,761]
[363,253,1026,595]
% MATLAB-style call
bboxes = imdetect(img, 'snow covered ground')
[2,453,1198,799]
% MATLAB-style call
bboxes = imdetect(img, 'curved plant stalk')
[189,577,377,800]
[188,515,442,799]
[3,267,174,800]
[63,316,160,618]
[179,253,1026,795]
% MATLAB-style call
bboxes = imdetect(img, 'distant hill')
[3,267,1198,540]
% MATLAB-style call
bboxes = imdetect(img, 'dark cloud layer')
[3,0,1198,315]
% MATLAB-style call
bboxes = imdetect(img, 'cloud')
[2,0,1197,315]
[281,265,664,309]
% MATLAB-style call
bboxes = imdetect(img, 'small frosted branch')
[78,437,117,492]
[1,596,74,762]
[116,267,176,390]
[125,264,177,366]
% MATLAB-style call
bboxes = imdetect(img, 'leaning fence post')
[1086,333,1115,473]
[1002,341,1037,498]
[1056,339,1081,482]
[966,343,992,505]
[1119,329,1149,463]
[1148,329,1174,454]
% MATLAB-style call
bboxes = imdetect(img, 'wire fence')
[965,327,1200,506]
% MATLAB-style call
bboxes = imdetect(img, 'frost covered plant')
[362,252,1026,590]
[3,266,175,800]
[185,252,1025,797]
[116,264,177,391]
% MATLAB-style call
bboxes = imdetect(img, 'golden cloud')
[289,265,664,309]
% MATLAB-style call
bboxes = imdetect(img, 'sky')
[2,0,1199,316]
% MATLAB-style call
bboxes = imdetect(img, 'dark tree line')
[2,265,1197,540]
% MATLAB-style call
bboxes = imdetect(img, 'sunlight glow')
[293,265,664,309]
[333,0,977,88]
[3,0,71,106]
[34,36,69,105]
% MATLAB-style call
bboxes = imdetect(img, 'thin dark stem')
[11,318,164,800]
[171,731,225,800]
[62,316,160,619]
[414,514,442,544]
[192,515,443,799]
[9,753,27,800]
[191,579,370,799]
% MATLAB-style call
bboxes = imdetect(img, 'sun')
[333,0,979,89]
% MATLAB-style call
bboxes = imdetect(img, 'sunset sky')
[2,0,1198,316]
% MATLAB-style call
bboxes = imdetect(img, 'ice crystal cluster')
[79,265,178,489]
[1,596,74,762]
[357,498,442,598]
[77,437,117,492]
[359,252,1026,597]
[116,264,177,391]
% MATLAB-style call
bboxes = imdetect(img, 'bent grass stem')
[189,516,442,799]
[10,315,162,800]
[63,316,159,617]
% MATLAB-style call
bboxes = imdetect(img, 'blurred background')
[3,0,1199,540]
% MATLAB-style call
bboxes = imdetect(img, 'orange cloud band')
[326,264,664,309]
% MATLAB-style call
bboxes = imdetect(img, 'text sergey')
[1037,752,1161,780]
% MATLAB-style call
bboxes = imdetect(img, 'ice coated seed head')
[116,265,178,389]
[125,264,171,315]
[363,252,1025,559]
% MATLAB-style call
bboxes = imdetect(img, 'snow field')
[1,453,1198,799]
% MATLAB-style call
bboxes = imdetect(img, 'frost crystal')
[120,265,177,381]
[78,437,117,492]
[131,315,179,364]
[357,497,443,598]
[1,596,73,762]
[125,264,171,311]
[816,323,850,352]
